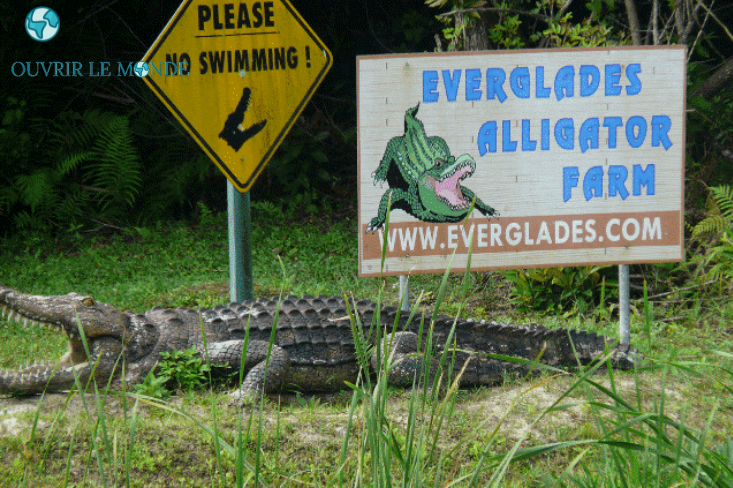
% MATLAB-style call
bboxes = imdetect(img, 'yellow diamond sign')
[141,0,332,192]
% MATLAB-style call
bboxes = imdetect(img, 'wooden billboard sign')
[357,46,686,277]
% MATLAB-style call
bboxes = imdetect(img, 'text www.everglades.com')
[363,211,680,259]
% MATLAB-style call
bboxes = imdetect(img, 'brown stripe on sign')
[361,211,681,260]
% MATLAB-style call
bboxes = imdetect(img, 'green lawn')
[1,203,732,487]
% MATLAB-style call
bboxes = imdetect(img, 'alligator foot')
[205,339,292,406]
[607,344,645,369]
[228,389,259,406]
[371,331,426,386]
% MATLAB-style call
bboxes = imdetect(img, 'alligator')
[0,284,637,402]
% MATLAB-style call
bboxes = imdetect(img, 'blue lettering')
[583,166,604,201]
[521,119,536,151]
[164,61,179,76]
[464,69,481,101]
[626,115,647,148]
[423,70,439,103]
[26,62,40,77]
[118,62,135,76]
[502,120,517,152]
[579,65,600,97]
[625,63,642,95]
[605,64,622,96]
[536,66,551,98]
[442,69,462,102]
[608,165,629,200]
[579,118,599,153]
[565,164,656,202]
[554,66,574,101]
[477,121,497,155]
[633,164,655,195]
[555,118,574,149]
[510,67,530,98]
[150,62,165,77]
[11,62,25,77]
[651,115,672,150]
[541,119,550,150]
[603,117,623,148]
[486,68,507,102]
[563,166,579,202]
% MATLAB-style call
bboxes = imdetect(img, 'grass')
[1,202,733,486]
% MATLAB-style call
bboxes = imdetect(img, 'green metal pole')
[227,182,253,302]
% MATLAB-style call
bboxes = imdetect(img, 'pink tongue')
[433,167,470,207]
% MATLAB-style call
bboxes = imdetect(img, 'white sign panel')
[358,46,685,277]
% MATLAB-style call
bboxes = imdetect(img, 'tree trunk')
[693,56,733,100]
[624,0,643,45]
[464,15,489,51]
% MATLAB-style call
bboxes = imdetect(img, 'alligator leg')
[371,332,441,387]
[367,188,411,232]
[203,340,291,403]
[461,187,499,219]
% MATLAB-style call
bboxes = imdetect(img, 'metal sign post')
[618,264,631,348]
[228,183,253,301]
[399,275,410,312]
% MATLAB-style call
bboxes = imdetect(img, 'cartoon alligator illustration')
[0,285,638,402]
[367,104,498,232]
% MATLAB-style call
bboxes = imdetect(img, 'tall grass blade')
[196,314,227,487]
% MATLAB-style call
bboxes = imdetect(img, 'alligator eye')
[434,159,443,168]
[81,297,95,307]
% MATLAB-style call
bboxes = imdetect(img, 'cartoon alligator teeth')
[367,104,498,232]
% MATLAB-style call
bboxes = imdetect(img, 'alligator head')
[0,284,159,395]
[419,151,477,215]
